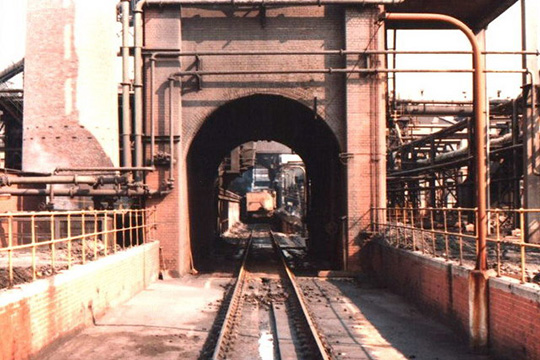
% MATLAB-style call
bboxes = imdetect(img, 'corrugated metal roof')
[385,0,518,32]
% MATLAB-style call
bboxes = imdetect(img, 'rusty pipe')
[383,12,487,272]
[0,188,155,197]
[148,52,181,167]
[170,68,524,77]
[121,0,132,169]
[133,0,147,180]
[169,78,175,185]
[143,0,404,5]
[54,166,155,173]
[143,48,540,56]
[150,56,156,167]
[0,175,128,187]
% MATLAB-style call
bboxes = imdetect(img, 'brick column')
[344,7,386,271]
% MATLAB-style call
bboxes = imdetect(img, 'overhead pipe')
[141,0,404,6]
[0,175,128,187]
[382,12,488,273]
[144,48,540,57]
[0,188,155,197]
[54,166,155,174]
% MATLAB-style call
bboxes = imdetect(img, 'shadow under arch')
[187,94,344,270]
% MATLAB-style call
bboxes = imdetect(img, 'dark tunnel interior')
[187,94,345,270]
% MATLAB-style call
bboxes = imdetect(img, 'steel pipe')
[168,78,175,185]
[170,68,525,77]
[0,188,153,197]
[143,48,540,56]
[144,0,404,5]
[54,166,155,173]
[383,12,488,273]
[134,1,146,180]
[0,175,128,187]
[121,0,132,169]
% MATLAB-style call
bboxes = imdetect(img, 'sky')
[0,1,538,101]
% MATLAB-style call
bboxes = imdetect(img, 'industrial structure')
[0,0,539,359]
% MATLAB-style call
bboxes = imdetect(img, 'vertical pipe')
[150,57,156,166]
[67,214,72,269]
[443,208,448,261]
[521,0,528,86]
[82,213,86,264]
[169,78,175,184]
[93,212,98,259]
[383,12,487,272]
[103,213,109,256]
[134,1,147,180]
[495,209,501,277]
[31,215,36,280]
[51,215,56,272]
[8,214,13,287]
[519,209,526,283]
[113,210,118,253]
[121,0,132,169]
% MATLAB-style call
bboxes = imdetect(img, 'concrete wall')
[362,241,540,360]
[23,0,119,173]
[144,4,386,275]
[0,242,159,360]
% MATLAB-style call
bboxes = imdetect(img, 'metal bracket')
[339,152,354,165]
[259,5,267,28]
[195,55,203,90]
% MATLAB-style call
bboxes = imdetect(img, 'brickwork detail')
[362,242,540,359]
[0,242,159,360]
[143,5,386,274]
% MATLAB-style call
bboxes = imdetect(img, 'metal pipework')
[54,166,155,174]
[149,52,182,167]
[0,175,128,187]
[121,0,132,169]
[382,12,488,273]
[168,77,175,186]
[143,48,540,56]
[170,68,525,77]
[0,188,154,197]
[134,1,147,181]
[143,0,404,5]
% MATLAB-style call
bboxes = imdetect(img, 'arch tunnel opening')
[187,94,344,271]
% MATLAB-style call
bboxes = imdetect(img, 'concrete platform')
[37,274,493,360]
[37,275,233,360]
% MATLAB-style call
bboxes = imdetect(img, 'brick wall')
[143,4,385,274]
[362,241,540,359]
[0,241,159,360]
[362,241,468,334]
[23,0,119,173]
[489,277,540,360]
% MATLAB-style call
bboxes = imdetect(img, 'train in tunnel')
[244,189,277,220]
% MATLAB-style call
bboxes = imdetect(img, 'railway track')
[207,224,333,360]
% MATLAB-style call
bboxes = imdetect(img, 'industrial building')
[0,0,539,359]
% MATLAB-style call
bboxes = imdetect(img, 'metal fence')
[371,207,540,283]
[0,207,157,289]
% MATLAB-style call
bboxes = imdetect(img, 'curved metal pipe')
[383,12,487,273]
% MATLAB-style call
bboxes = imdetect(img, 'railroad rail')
[209,225,332,360]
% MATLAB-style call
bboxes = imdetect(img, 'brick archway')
[187,94,345,270]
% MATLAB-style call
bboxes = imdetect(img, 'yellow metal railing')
[0,207,157,289]
[371,207,540,283]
